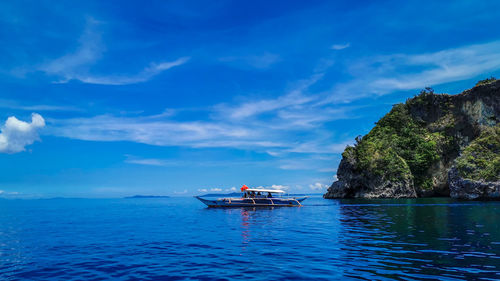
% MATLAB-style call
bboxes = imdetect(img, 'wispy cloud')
[123,156,274,169]
[253,184,290,191]
[47,72,354,160]
[0,113,45,153]
[331,43,350,50]
[0,190,21,197]
[0,100,82,112]
[47,114,265,148]
[196,187,237,193]
[72,57,190,85]
[39,18,189,85]
[330,41,500,102]
[219,52,280,69]
[125,158,167,166]
[215,74,323,120]
[45,40,500,173]
[39,17,103,82]
[309,182,328,190]
[371,42,500,92]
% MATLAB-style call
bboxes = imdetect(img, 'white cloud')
[123,156,271,170]
[73,57,190,85]
[218,74,322,120]
[198,188,208,192]
[40,17,103,82]
[331,43,350,50]
[0,190,20,197]
[266,150,282,157]
[39,18,189,85]
[210,188,222,192]
[0,113,45,153]
[270,184,289,191]
[330,40,500,102]
[309,182,328,190]
[125,158,167,166]
[0,100,82,113]
[251,184,289,191]
[15,105,80,112]
[47,41,500,163]
[47,111,354,159]
[45,68,358,162]
[21,38,500,193]
[47,114,268,148]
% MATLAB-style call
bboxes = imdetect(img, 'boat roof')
[245,188,285,193]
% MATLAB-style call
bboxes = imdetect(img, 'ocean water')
[1,196,500,280]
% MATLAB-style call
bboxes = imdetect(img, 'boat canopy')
[244,188,285,193]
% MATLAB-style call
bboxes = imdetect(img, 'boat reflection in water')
[195,185,307,208]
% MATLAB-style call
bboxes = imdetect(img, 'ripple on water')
[1,197,500,280]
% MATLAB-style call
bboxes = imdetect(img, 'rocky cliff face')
[324,78,500,199]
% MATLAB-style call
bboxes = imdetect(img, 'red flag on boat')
[241,185,249,192]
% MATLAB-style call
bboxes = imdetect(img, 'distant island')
[124,195,171,199]
[324,78,499,200]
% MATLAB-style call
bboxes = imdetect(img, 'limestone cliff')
[324,78,500,199]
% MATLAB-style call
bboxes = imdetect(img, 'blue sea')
[1,196,500,280]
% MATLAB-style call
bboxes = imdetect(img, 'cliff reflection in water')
[336,198,500,280]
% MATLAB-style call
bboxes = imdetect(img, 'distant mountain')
[124,195,170,199]
[324,78,499,200]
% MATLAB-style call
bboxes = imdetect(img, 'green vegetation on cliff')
[348,100,441,189]
[455,124,500,181]
[475,77,497,87]
[325,78,500,199]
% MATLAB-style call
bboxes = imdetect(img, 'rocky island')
[324,78,499,200]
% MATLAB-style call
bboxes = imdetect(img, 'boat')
[195,185,308,207]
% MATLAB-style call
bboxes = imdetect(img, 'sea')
[1,196,500,280]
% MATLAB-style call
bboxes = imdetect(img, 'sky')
[1,0,500,198]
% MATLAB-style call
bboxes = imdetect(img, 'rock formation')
[324,78,500,199]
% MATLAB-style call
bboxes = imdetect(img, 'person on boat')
[243,192,248,198]
[250,191,256,198]
[267,192,272,198]
[257,192,262,198]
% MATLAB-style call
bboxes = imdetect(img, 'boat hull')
[195,196,307,207]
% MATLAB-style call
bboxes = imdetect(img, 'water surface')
[1,196,499,280]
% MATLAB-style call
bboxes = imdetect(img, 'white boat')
[195,186,307,207]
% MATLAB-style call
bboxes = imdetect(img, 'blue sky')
[1,0,500,198]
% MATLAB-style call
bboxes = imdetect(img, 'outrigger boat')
[195,185,308,207]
